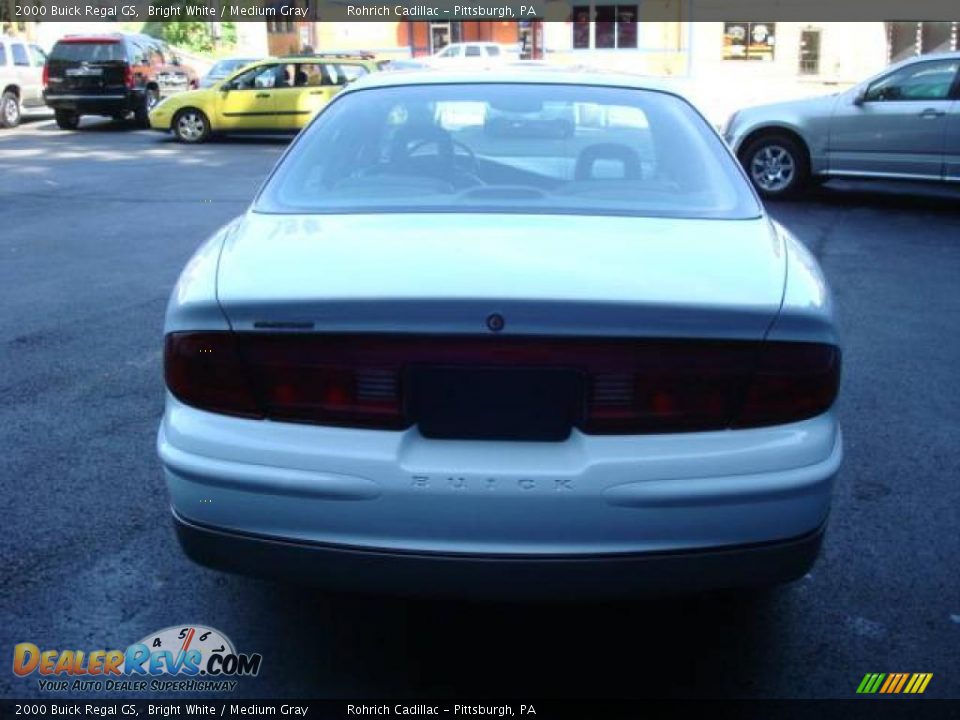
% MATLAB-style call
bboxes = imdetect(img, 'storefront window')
[573,6,591,49]
[572,4,639,50]
[723,22,776,61]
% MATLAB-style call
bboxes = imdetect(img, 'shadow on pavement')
[235,580,787,698]
[778,179,960,214]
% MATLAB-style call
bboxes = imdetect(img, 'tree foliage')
[142,20,236,54]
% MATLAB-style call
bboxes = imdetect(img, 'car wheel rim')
[750,145,795,192]
[177,113,204,140]
[4,99,17,124]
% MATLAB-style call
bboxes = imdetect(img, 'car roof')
[271,54,376,63]
[342,65,691,100]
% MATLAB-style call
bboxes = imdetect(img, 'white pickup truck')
[1,35,47,128]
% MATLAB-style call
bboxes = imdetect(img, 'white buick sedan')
[158,69,842,598]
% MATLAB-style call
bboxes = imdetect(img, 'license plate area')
[407,366,584,441]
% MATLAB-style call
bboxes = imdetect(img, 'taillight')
[163,333,839,433]
[124,66,135,89]
[164,333,261,419]
[737,342,840,428]
[42,64,49,88]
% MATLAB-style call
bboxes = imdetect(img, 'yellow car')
[149,53,380,143]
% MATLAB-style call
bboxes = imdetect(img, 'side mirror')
[853,86,867,105]
[220,82,233,93]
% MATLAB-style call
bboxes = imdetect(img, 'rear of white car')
[158,71,842,598]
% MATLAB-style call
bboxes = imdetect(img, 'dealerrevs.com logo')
[12,625,262,693]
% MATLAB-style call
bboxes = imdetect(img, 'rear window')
[50,41,125,63]
[257,83,761,220]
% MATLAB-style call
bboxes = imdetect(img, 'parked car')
[149,53,380,143]
[0,35,47,128]
[198,56,259,89]
[726,51,960,197]
[158,69,842,598]
[43,33,198,130]
[425,42,515,68]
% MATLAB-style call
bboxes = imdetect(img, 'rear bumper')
[174,509,826,599]
[44,92,137,115]
[159,395,841,596]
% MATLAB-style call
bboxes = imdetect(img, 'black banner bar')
[4,1,960,23]
[2,700,960,720]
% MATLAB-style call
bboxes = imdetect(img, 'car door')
[268,62,311,131]
[828,57,959,179]
[25,44,46,107]
[216,63,279,131]
[10,42,38,106]
[943,84,960,181]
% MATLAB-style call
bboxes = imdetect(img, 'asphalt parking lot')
[1,117,958,700]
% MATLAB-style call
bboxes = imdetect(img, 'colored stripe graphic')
[904,673,934,694]
[857,673,933,694]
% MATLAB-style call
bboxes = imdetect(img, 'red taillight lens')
[164,333,261,418]
[42,64,49,88]
[737,342,840,427]
[163,333,839,433]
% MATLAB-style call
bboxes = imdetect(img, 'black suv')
[44,33,198,129]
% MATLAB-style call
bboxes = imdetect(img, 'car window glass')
[465,46,482,57]
[232,64,278,90]
[486,46,501,56]
[0,44,7,67]
[30,45,46,67]
[50,42,124,63]
[865,59,960,102]
[12,43,29,67]
[129,41,147,65]
[440,46,460,57]
[258,83,761,220]
[272,63,296,88]
[335,63,367,84]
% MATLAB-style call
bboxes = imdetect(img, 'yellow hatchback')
[149,53,380,143]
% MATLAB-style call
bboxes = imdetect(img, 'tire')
[134,87,160,128]
[112,112,129,122]
[739,133,811,199]
[0,91,21,129]
[54,110,80,130]
[173,108,211,144]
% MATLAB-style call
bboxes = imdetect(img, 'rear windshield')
[50,41,125,63]
[256,83,760,220]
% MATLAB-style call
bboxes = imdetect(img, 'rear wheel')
[135,88,159,128]
[173,108,211,143]
[739,133,810,199]
[0,91,21,129]
[54,110,80,130]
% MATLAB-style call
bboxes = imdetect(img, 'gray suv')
[0,35,47,128]
[725,52,960,197]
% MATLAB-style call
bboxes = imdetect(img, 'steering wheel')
[406,138,482,179]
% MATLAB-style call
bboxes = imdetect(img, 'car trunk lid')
[216,212,785,340]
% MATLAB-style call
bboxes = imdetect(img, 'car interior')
[273,86,749,218]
